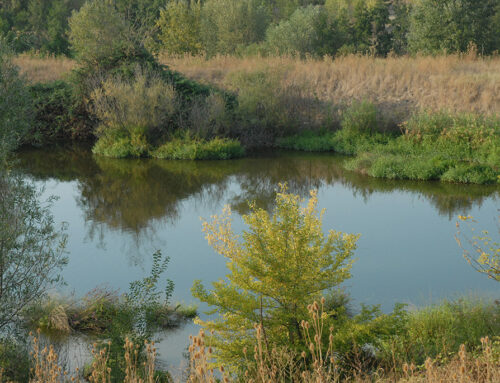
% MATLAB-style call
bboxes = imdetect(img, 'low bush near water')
[152,136,245,160]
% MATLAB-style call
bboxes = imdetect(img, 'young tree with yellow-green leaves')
[456,214,499,282]
[192,185,359,366]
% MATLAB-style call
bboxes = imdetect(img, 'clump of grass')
[23,287,197,336]
[92,131,149,158]
[152,136,245,160]
[389,299,500,366]
[341,100,379,135]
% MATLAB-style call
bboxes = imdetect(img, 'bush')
[28,80,93,144]
[229,68,325,144]
[92,131,149,158]
[192,185,358,365]
[185,93,232,139]
[0,338,30,383]
[277,131,335,151]
[341,100,378,135]
[383,299,500,366]
[152,137,245,160]
[90,67,177,157]
[441,164,499,184]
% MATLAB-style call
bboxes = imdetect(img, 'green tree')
[192,185,359,366]
[265,5,332,57]
[0,175,68,331]
[201,0,271,56]
[46,0,71,55]
[408,0,500,54]
[0,41,32,165]
[68,0,142,68]
[325,0,391,55]
[156,0,203,55]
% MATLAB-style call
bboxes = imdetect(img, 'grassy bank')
[278,109,500,184]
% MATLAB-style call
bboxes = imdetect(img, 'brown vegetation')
[13,54,76,84]
[160,54,500,119]
[14,54,500,120]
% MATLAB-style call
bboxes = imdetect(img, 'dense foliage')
[2,0,500,56]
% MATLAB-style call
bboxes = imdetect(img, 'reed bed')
[160,54,500,118]
[13,54,500,118]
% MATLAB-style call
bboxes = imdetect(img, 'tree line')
[1,0,500,57]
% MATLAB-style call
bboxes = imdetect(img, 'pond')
[15,145,500,372]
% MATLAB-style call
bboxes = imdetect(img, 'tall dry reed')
[187,298,500,383]
[13,54,76,84]
[159,54,500,119]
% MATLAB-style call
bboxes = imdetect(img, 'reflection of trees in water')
[16,147,500,259]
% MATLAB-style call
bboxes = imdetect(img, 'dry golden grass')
[13,53,500,120]
[160,53,500,118]
[13,54,76,84]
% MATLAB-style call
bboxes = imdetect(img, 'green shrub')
[441,163,499,184]
[0,338,30,383]
[152,137,245,160]
[341,100,378,135]
[229,68,325,143]
[28,80,93,144]
[185,93,232,139]
[363,154,451,181]
[92,131,149,158]
[90,67,177,154]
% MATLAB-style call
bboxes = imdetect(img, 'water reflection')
[17,145,499,235]
[15,145,499,368]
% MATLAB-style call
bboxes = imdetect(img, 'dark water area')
[14,145,500,371]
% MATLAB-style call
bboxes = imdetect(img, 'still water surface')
[16,146,500,370]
